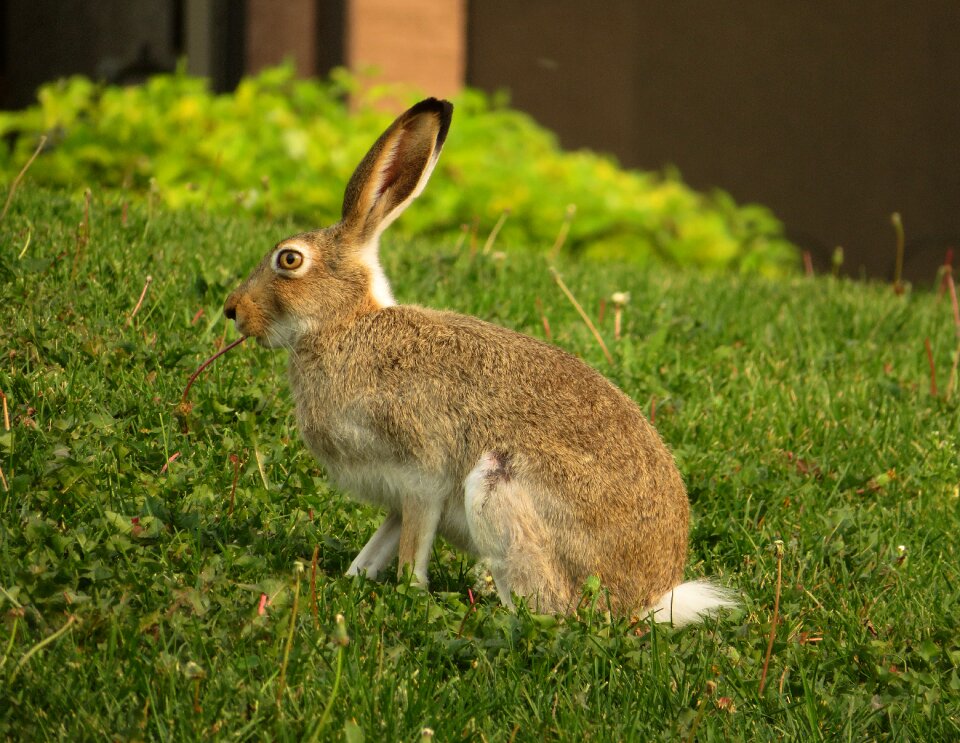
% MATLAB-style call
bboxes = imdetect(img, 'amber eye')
[276,249,304,271]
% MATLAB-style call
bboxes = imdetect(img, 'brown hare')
[224,98,732,624]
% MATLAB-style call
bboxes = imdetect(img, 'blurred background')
[1,0,958,279]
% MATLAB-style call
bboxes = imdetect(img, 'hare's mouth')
[227,312,276,347]
[228,317,256,342]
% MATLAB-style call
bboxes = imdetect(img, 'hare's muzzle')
[223,289,280,346]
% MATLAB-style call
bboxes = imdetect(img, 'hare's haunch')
[224,98,732,624]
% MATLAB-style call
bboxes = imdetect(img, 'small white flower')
[611,291,630,306]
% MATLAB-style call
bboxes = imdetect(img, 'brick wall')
[346,0,465,99]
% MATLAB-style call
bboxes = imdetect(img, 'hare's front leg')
[397,497,443,586]
[347,511,402,579]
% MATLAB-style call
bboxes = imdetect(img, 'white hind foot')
[347,511,402,579]
[464,451,568,612]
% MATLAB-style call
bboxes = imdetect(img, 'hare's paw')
[346,512,402,580]
[396,498,444,587]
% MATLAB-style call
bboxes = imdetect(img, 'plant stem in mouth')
[181,336,247,407]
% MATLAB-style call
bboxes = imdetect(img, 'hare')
[224,98,732,624]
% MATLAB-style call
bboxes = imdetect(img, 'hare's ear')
[341,98,453,243]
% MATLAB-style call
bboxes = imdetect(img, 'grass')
[1,188,958,741]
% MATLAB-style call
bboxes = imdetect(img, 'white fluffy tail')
[649,580,737,627]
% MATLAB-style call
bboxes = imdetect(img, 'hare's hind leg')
[464,452,570,612]
[347,511,402,579]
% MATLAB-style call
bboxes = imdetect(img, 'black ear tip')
[407,97,453,145]
[409,97,453,117]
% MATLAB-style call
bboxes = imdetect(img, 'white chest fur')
[288,348,476,552]
[326,455,475,553]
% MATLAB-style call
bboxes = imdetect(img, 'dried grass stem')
[550,269,614,365]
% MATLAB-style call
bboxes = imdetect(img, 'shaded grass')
[1,189,958,740]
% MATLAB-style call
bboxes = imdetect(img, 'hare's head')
[224,98,453,348]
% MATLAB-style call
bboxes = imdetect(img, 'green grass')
[1,188,958,741]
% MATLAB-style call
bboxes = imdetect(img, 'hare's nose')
[224,296,238,320]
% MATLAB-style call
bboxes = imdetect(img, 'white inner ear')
[356,139,444,310]
[373,144,442,239]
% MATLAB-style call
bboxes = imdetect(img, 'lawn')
[1,188,958,740]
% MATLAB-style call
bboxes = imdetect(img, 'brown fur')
[224,98,703,617]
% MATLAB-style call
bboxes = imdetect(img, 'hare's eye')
[276,249,304,271]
